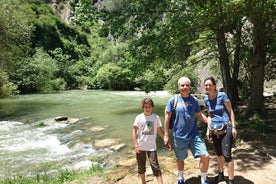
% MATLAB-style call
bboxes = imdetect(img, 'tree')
[14,48,64,93]
[0,0,34,66]
[245,0,276,113]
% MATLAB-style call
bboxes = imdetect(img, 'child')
[132,97,170,184]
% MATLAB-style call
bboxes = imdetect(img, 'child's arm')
[132,126,140,153]
[157,127,164,139]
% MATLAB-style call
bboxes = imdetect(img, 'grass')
[0,158,106,184]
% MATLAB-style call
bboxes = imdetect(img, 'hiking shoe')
[178,178,185,184]
[228,179,234,184]
[214,173,225,183]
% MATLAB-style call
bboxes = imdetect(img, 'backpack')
[165,94,178,129]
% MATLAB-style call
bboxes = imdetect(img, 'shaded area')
[185,175,254,184]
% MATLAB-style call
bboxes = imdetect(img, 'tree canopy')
[0,0,275,114]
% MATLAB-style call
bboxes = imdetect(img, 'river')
[0,90,171,177]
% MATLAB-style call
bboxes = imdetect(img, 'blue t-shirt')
[166,94,200,139]
[204,92,230,128]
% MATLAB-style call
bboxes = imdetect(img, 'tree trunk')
[232,22,242,103]
[248,19,266,114]
[215,27,234,101]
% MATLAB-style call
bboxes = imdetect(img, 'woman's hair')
[141,97,154,108]
[204,76,217,86]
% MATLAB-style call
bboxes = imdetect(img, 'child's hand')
[134,147,141,153]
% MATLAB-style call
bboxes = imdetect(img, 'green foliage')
[96,63,132,90]
[0,0,34,68]
[249,113,273,133]
[134,67,165,93]
[35,122,46,127]
[12,48,65,93]
[0,158,106,184]
[0,0,275,105]
[32,2,90,60]
[0,71,18,97]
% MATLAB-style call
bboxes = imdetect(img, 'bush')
[96,63,133,90]
[0,71,18,97]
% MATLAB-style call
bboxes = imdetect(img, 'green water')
[0,90,170,143]
[0,90,172,176]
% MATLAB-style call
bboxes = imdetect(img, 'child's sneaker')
[178,178,185,184]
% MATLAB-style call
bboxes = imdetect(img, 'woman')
[203,77,237,184]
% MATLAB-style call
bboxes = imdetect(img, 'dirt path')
[107,132,276,184]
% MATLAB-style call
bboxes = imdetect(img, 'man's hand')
[164,135,171,150]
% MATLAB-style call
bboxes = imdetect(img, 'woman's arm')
[224,101,237,138]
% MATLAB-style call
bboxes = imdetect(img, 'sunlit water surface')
[0,90,171,177]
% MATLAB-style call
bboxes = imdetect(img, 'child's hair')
[141,97,154,108]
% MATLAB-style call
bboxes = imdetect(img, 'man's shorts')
[174,134,208,160]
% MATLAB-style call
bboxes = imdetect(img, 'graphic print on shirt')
[142,121,154,135]
[178,97,193,114]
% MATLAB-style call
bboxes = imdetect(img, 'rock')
[93,139,125,151]
[55,116,68,121]
[109,143,125,151]
[54,116,79,124]
[94,139,120,148]
[90,126,108,132]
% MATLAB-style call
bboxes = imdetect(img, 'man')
[163,77,209,184]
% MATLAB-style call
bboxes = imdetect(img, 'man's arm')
[195,111,208,125]
[163,111,172,146]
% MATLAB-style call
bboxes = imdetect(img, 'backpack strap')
[173,94,178,108]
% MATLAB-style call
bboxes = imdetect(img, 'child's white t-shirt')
[133,113,162,151]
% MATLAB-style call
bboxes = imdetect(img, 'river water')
[0,90,171,177]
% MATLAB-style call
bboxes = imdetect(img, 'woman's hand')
[206,128,211,141]
[232,127,237,139]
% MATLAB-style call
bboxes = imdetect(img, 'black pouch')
[210,123,228,138]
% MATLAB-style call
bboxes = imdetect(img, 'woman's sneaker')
[214,172,225,183]
[178,178,185,184]
[228,179,234,184]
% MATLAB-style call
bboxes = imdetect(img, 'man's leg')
[174,137,188,184]
[200,154,209,183]
[199,154,209,173]
[177,159,184,183]
[191,135,209,184]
